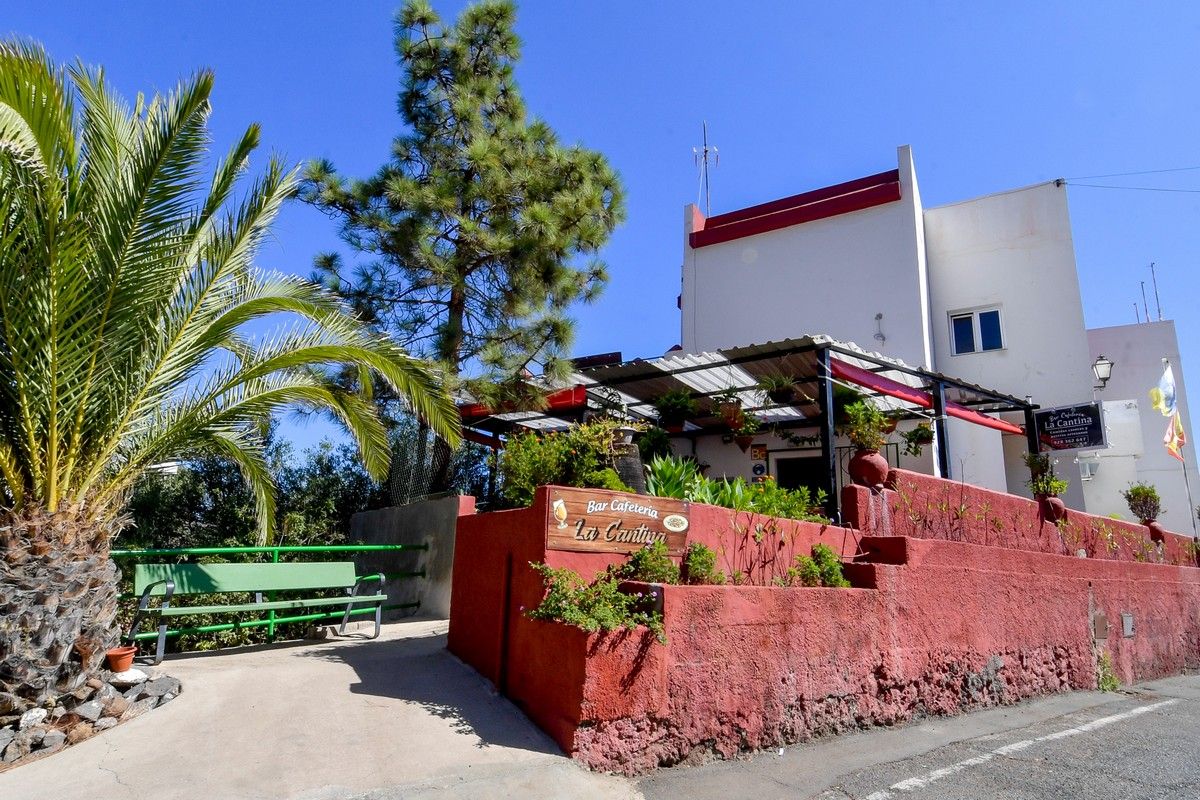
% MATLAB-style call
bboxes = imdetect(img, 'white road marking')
[861,699,1178,800]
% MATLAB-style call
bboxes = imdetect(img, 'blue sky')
[9,1,1200,450]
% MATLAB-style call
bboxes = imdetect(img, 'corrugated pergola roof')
[463,335,1033,436]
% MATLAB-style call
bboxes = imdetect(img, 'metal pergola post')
[932,381,951,479]
[816,347,839,521]
[1023,406,1040,456]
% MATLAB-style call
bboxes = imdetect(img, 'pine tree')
[301,0,625,491]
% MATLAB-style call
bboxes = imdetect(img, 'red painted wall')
[447,478,1200,775]
[843,469,1197,566]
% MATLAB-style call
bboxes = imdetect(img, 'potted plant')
[757,373,799,405]
[713,388,743,426]
[106,643,137,672]
[844,401,890,488]
[733,413,762,452]
[900,422,935,457]
[1024,452,1068,523]
[653,389,698,433]
[1122,482,1165,542]
[832,384,861,432]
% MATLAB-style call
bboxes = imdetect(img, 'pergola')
[460,335,1039,518]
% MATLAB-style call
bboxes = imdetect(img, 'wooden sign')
[546,486,689,556]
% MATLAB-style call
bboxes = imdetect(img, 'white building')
[680,146,1198,532]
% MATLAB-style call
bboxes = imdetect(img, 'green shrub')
[1096,650,1119,692]
[652,389,699,426]
[1024,452,1068,497]
[1122,482,1162,521]
[812,543,850,587]
[637,426,674,463]
[644,456,828,523]
[845,401,888,451]
[498,418,632,507]
[617,540,680,584]
[784,555,822,587]
[526,563,665,643]
[683,542,724,585]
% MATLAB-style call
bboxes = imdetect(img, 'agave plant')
[0,43,460,712]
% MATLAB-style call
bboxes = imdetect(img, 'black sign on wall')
[1034,402,1107,452]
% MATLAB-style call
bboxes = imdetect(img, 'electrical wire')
[1067,182,1200,194]
[1065,165,1200,180]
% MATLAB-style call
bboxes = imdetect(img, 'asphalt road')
[638,674,1200,800]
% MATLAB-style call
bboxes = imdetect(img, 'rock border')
[0,667,182,769]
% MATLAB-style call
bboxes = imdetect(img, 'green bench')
[127,561,386,664]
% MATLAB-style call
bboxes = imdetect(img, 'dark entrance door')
[772,455,825,494]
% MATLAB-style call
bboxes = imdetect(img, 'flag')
[1165,412,1186,462]
[1150,364,1178,417]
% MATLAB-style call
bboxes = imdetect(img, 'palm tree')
[0,42,460,712]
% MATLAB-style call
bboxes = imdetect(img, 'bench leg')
[372,600,382,640]
[153,623,168,665]
[338,599,353,636]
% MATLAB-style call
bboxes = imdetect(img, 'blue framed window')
[950,308,1003,355]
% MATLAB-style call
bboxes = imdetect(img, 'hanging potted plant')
[713,388,743,426]
[733,413,762,452]
[900,422,935,457]
[845,401,890,488]
[1024,452,1068,523]
[757,373,799,405]
[653,389,698,434]
[1122,482,1165,542]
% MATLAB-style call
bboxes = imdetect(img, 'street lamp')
[1092,355,1114,390]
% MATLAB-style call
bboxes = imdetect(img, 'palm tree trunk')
[0,506,122,715]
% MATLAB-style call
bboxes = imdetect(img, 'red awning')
[458,385,588,422]
[830,359,1025,436]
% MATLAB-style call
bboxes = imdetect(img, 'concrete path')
[0,620,636,800]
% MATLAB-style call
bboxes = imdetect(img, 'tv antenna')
[1150,262,1163,320]
[693,121,718,216]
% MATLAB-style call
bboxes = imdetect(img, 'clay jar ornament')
[848,449,890,489]
[1144,519,1167,543]
[1037,494,1067,523]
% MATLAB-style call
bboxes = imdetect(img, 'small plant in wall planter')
[713,388,744,426]
[1122,482,1165,542]
[1024,452,1069,523]
[845,401,890,488]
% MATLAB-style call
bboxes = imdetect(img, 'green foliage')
[782,555,822,587]
[0,41,459,541]
[844,401,888,451]
[757,373,798,395]
[498,418,632,507]
[1024,452,1068,497]
[637,426,674,463]
[616,540,680,584]
[1096,650,1120,692]
[734,414,763,436]
[811,543,851,587]
[644,456,828,523]
[299,0,624,414]
[653,390,699,425]
[526,563,664,643]
[683,542,724,585]
[1122,482,1162,521]
[900,423,935,457]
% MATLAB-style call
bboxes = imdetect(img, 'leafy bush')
[637,426,674,463]
[1122,482,1162,522]
[900,422,935,457]
[1023,452,1069,497]
[652,389,699,426]
[683,542,724,585]
[644,456,828,523]
[498,418,633,507]
[1096,650,1120,692]
[526,563,665,642]
[617,540,680,584]
[845,401,888,451]
[812,543,851,587]
[777,544,849,588]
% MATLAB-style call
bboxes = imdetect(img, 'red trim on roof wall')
[689,169,902,249]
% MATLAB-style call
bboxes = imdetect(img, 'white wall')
[1079,399,1145,522]
[682,145,930,369]
[924,181,1095,504]
[1086,321,1199,535]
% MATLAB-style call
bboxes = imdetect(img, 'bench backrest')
[133,562,358,596]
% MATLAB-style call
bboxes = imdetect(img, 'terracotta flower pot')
[848,449,889,488]
[734,435,754,452]
[106,645,137,672]
[662,421,684,433]
[1144,520,1166,543]
[1037,495,1067,523]
[718,401,742,426]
